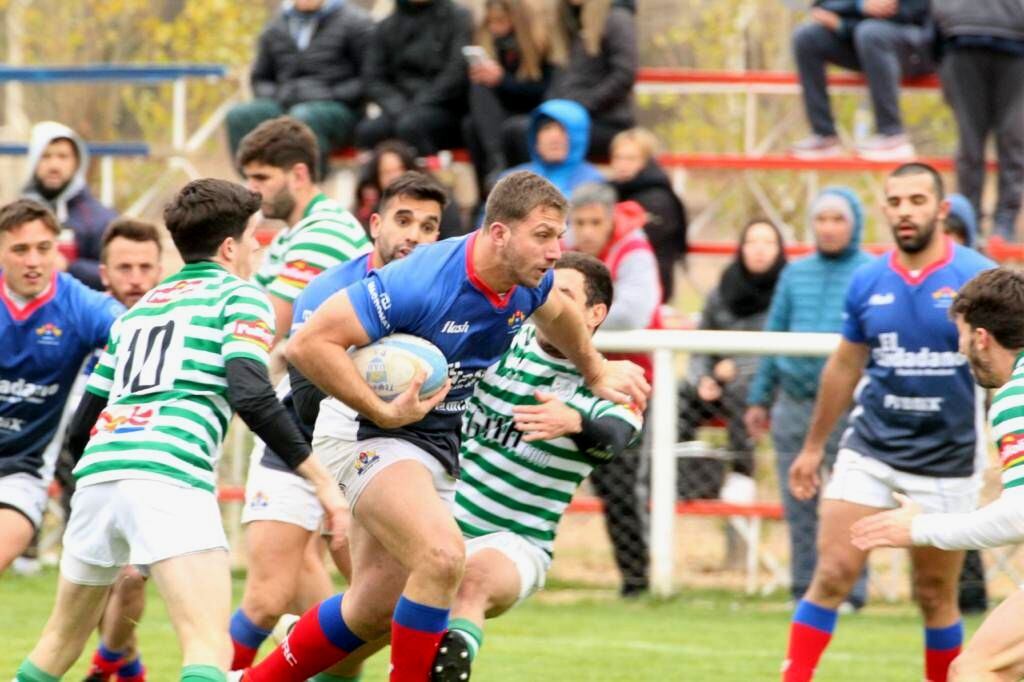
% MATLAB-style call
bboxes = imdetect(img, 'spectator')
[677,219,786,499]
[790,0,934,160]
[744,187,874,609]
[505,0,638,164]
[352,140,465,239]
[944,192,978,248]
[609,127,688,303]
[225,0,374,178]
[934,0,1024,241]
[21,121,117,291]
[505,99,605,198]
[464,0,560,193]
[355,0,473,156]
[568,182,659,596]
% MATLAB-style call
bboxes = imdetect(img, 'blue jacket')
[506,99,605,197]
[747,187,875,405]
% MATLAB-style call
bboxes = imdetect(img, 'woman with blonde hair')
[504,0,638,164]
[464,0,561,192]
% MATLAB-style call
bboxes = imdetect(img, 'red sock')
[390,596,449,682]
[230,640,259,672]
[782,601,837,682]
[244,595,364,682]
[88,648,123,680]
[925,622,964,682]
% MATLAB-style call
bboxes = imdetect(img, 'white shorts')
[241,442,327,532]
[312,434,456,511]
[466,531,551,604]
[0,472,48,529]
[60,479,228,586]
[823,448,980,513]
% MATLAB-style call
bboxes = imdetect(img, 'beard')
[34,174,70,200]
[967,342,1000,389]
[892,215,939,254]
[262,186,296,221]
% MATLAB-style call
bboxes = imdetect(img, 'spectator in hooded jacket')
[355,0,473,156]
[791,0,934,161]
[609,127,688,303]
[944,193,979,248]
[464,0,560,194]
[504,99,605,198]
[225,0,373,178]
[744,187,874,609]
[934,0,1024,241]
[504,0,637,164]
[21,121,118,291]
[677,219,786,498]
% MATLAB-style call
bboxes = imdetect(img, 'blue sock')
[793,600,838,635]
[98,643,125,663]
[229,608,272,667]
[118,656,144,678]
[317,594,366,652]
[925,621,964,651]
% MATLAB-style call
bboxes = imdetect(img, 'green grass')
[1,570,983,681]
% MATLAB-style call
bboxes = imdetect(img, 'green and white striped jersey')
[74,261,276,493]
[455,326,643,557]
[253,193,371,303]
[993,352,1024,493]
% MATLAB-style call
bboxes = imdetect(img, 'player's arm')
[512,390,639,459]
[789,339,868,500]
[67,390,108,463]
[268,293,293,349]
[852,490,1024,551]
[532,290,650,411]
[289,362,325,428]
[285,288,450,429]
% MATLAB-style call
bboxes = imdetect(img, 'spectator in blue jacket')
[22,121,118,291]
[744,187,874,608]
[791,0,934,161]
[944,192,979,248]
[505,99,605,197]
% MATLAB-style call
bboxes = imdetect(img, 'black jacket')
[613,160,687,300]
[933,0,1024,43]
[250,3,373,109]
[363,0,473,117]
[548,5,637,126]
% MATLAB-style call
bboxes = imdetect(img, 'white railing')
[592,329,840,596]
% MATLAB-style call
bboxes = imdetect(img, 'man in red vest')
[567,182,660,596]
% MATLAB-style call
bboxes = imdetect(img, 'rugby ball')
[350,333,448,401]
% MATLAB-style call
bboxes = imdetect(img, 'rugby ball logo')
[349,333,448,401]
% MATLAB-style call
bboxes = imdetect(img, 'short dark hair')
[950,268,1024,350]
[163,179,261,263]
[555,251,613,309]
[379,172,449,213]
[890,162,945,199]
[236,116,320,181]
[483,171,568,229]
[100,218,162,263]
[0,199,59,236]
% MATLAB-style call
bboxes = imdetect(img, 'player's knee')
[455,561,489,608]
[242,579,294,625]
[913,576,955,618]
[415,535,466,590]
[813,557,860,598]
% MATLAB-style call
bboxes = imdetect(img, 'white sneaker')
[271,612,300,644]
[790,135,843,159]
[855,133,915,161]
[720,472,756,504]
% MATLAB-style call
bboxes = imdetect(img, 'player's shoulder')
[299,254,370,306]
[380,234,470,285]
[57,272,124,318]
[844,253,890,296]
[949,243,996,278]
[296,196,363,232]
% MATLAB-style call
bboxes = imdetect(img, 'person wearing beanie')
[745,186,874,610]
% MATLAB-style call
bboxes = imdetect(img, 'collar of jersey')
[180,260,227,275]
[301,192,329,220]
[465,230,517,310]
[1015,351,1024,373]
[0,271,58,322]
[887,236,954,286]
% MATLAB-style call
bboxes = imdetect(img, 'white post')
[648,348,678,597]
[172,77,187,152]
[100,155,114,207]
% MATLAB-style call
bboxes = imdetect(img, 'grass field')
[0,569,985,681]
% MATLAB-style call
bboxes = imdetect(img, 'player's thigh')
[952,589,1024,681]
[353,458,463,572]
[150,548,232,642]
[814,499,879,583]
[0,507,35,569]
[243,521,311,596]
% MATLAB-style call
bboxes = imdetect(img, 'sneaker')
[271,613,300,644]
[431,630,472,681]
[720,472,756,505]
[855,133,915,161]
[790,135,842,159]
